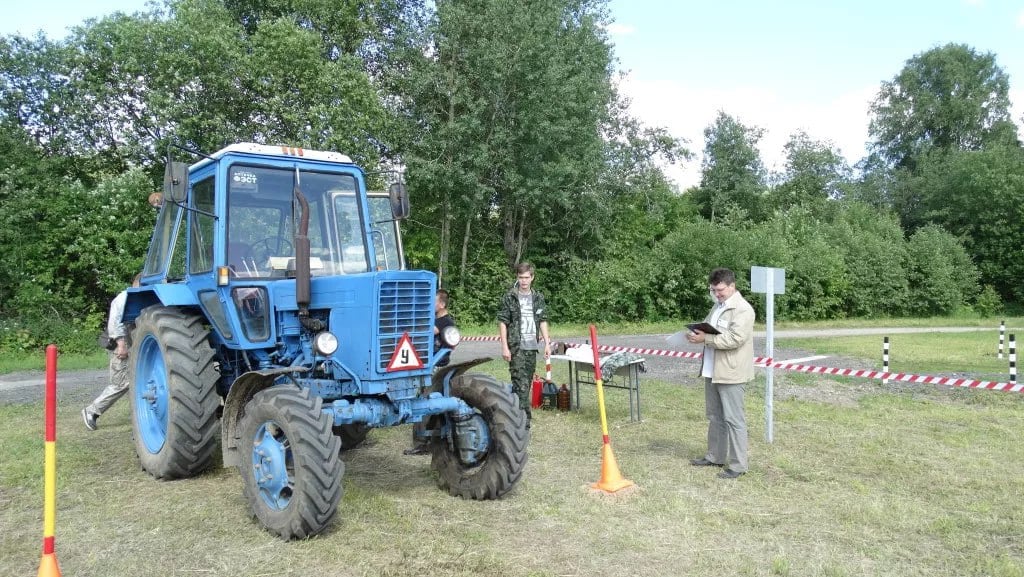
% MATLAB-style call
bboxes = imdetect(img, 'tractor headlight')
[314,331,339,356]
[440,325,461,348]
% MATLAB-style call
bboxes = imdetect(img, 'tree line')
[1,0,1021,354]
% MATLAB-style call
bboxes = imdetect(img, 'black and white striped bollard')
[882,336,889,385]
[1010,334,1017,386]
[999,320,1005,359]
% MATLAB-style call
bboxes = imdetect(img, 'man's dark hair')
[436,288,449,308]
[708,267,736,286]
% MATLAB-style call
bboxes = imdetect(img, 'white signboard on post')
[750,266,785,443]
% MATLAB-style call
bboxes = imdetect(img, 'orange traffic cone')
[38,552,61,577]
[591,441,635,493]
[585,325,635,494]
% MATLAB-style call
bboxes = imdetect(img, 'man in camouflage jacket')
[497,262,550,426]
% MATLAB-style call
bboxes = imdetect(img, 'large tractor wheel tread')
[239,386,343,540]
[431,373,528,500]
[129,306,221,480]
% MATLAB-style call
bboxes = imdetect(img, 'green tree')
[769,130,852,212]
[825,203,910,317]
[590,92,692,257]
[692,111,767,223]
[905,224,978,315]
[758,207,849,320]
[2,0,389,172]
[401,0,616,297]
[903,145,1024,301]
[868,43,1018,170]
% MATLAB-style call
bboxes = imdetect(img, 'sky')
[4,0,1024,188]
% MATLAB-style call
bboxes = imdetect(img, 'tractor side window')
[333,192,368,273]
[143,192,184,278]
[368,194,404,270]
[189,178,215,274]
[168,214,188,281]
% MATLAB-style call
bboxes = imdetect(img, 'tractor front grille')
[377,279,433,371]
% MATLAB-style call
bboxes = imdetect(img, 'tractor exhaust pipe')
[293,178,324,332]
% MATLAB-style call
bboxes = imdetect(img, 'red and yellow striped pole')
[38,344,62,577]
[588,325,635,493]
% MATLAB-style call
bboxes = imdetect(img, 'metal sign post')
[751,266,785,443]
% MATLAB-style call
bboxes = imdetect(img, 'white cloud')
[1017,9,1024,28]
[619,72,877,189]
[1011,87,1024,125]
[605,23,636,37]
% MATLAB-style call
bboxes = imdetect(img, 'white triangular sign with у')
[386,332,424,372]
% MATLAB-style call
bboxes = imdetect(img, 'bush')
[826,204,910,317]
[974,285,1002,318]
[905,225,979,315]
[0,310,104,356]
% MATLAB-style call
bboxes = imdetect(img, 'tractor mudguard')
[123,284,197,324]
[221,366,310,467]
[431,356,494,393]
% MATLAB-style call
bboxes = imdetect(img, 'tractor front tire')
[129,306,220,479]
[431,373,528,499]
[239,386,343,540]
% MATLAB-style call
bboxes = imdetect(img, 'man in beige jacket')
[686,267,755,479]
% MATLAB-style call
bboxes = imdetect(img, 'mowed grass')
[3,332,1024,576]
[781,329,1017,377]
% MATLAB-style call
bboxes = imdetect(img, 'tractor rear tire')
[333,423,370,451]
[431,373,528,499]
[239,386,343,540]
[129,306,220,479]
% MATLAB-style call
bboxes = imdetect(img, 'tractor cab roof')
[190,143,355,172]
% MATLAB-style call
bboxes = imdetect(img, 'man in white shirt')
[82,274,140,430]
[686,268,755,479]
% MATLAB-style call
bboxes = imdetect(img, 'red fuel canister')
[530,374,543,408]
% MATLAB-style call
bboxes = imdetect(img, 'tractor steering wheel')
[249,237,294,266]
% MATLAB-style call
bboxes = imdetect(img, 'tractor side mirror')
[388,182,409,220]
[164,161,189,203]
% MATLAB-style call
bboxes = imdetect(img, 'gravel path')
[0,326,997,406]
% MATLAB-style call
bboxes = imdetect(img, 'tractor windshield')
[226,165,368,277]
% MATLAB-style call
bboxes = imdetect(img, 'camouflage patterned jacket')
[497,289,549,348]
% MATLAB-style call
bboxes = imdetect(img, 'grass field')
[2,324,1024,576]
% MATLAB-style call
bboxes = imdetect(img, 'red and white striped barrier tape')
[585,343,704,360]
[759,358,1024,393]
[459,336,1022,393]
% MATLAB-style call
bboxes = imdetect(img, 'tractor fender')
[431,356,493,395]
[220,366,310,467]
[123,284,198,324]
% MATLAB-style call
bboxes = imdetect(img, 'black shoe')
[403,445,429,456]
[690,457,723,467]
[717,468,745,479]
[82,408,98,431]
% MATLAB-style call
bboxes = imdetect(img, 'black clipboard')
[687,322,721,335]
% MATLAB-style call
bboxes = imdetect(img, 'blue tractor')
[123,143,529,539]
